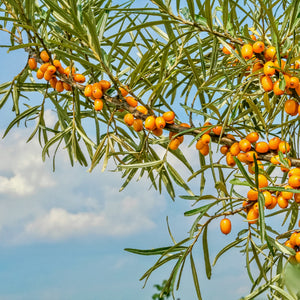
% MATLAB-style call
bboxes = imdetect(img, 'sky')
[0,4,268,300]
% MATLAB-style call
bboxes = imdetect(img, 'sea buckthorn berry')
[170,133,183,143]
[201,133,211,144]
[285,240,293,249]
[212,126,222,136]
[247,208,258,224]
[253,41,265,53]
[55,80,64,93]
[124,113,134,126]
[239,139,252,152]
[196,139,205,150]
[289,168,300,177]
[133,119,143,132]
[84,84,93,97]
[145,116,156,131]
[199,144,210,156]
[43,70,53,81]
[263,191,272,207]
[57,66,65,74]
[94,99,103,111]
[278,141,290,153]
[243,200,250,212]
[73,74,86,83]
[257,174,268,188]
[241,44,253,60]
[237,152,248,163]
[169,138,181,150]
[246,132,259,143]
[260,75,273,92]
[163,111,175,123]
[40,63,51,73]
[288,175,300,188]
[201,122,212,133]
[264,46,276,61]
[281,185,294,200]
[220,145,229,155]
[289,77,299,89]
[119,87,129,97]
[247,189,258,201]
[255,141,269,153]
[269,137,281,150]
[180,123,191,128]
[226,152,236,167]
[125,96,138,108]
[136,106,148,115]
[36,69,44,79]
[277,196,289,209]
[245,151,257,162]
[264,61,276,76]
[290,232,298,246]
[230,142,240,156]
[28,58,37,70]
[99,80,111,92]
[274,59,286,72]
[49,77,57,89]
[63,82,72,91]
[248,160,264,174]
[284,99,299,116]
[155,116,166,129]
[252,62,264,73]
[283,74,290,88]
[220,218,231,235]
[152,128,163,137]
[40,50,50,62]
[222,44,234,55]
[273,80,285,96]
[47,65,57,74]
[268,196,277,209]
[253,202,259,213]
[53,60,61,68]
[64,66,76,77]
[250,35,256,41]
[92,85,103,99]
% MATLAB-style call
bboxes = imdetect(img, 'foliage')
[1,0,300,299]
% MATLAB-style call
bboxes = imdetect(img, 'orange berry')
[201,122,212,134]
[264,46,276,61]
[200,133,210,144]
[245,151,257,162]
[64,66,76,77]
[285,99,299,116]
[84,84,93,97]
[40,50,50,62]
[289,168,300,177]
[220,218,231,235]
[222,44,234,55]
[152,127,163,137]
[155,116,166,129]
[212,126,222,135]
[253,41,265,53]
[295,252,300,263]
[180,123,191,128]
[257,174,268,188]
[278,141,290,153]
[289,77,299,89]
[284,240,294,248]
[125,96,138,108]
[264,61,276,76]
[230,142,240,156]
[290,232,298,246]
[239,139,252,152]
[40,63,51,73]
[246,132,259,143]
[53,60,61,68]
[136,106,148,115]
[73,74,86,83]
[163,111,175,123]
[241,44,253,60]
[94,99,103,111]
[260,75,273,92]
[63,82,72,91]
[288,175,300,188]
[237,152,248,163]
[281,185,294,200]
[263,191,272,207]
[226,152,236,167]
[277,195,289,209]
[133,119,143,132]
[196,139,205,150]
[283,74,291,88]
[49,77,57,89]
[252,62,264,73]
[267,196,277,209]
[56,66,65,74]
[250,35,257,41]
[119,86,129,97]
[28,58,37,70]
[144,116,156,131]
[274,59,286,72]
[124,113,134,126]
[55,80,64,93]
[296,233,300,247]
[169,138,181,150]
[92,85,103,99]
[269,137,281,150]
[220,145,229,155]
[199,144,210,156]
[273,80,285,96]
[255,141,269,153]
[247,189,258,201]
[43,70,53,81]
[247,208,258,224]
[46,65,57,74]
[99,80,111,92]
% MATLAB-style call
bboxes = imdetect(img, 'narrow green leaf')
[190,253,202,300]
[202,225,211,279]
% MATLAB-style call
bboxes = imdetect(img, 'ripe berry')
[94,99,103,111]
[220,218,231,235]
[28,58,37,70]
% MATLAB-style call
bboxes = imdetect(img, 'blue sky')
[0,11,260,300]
